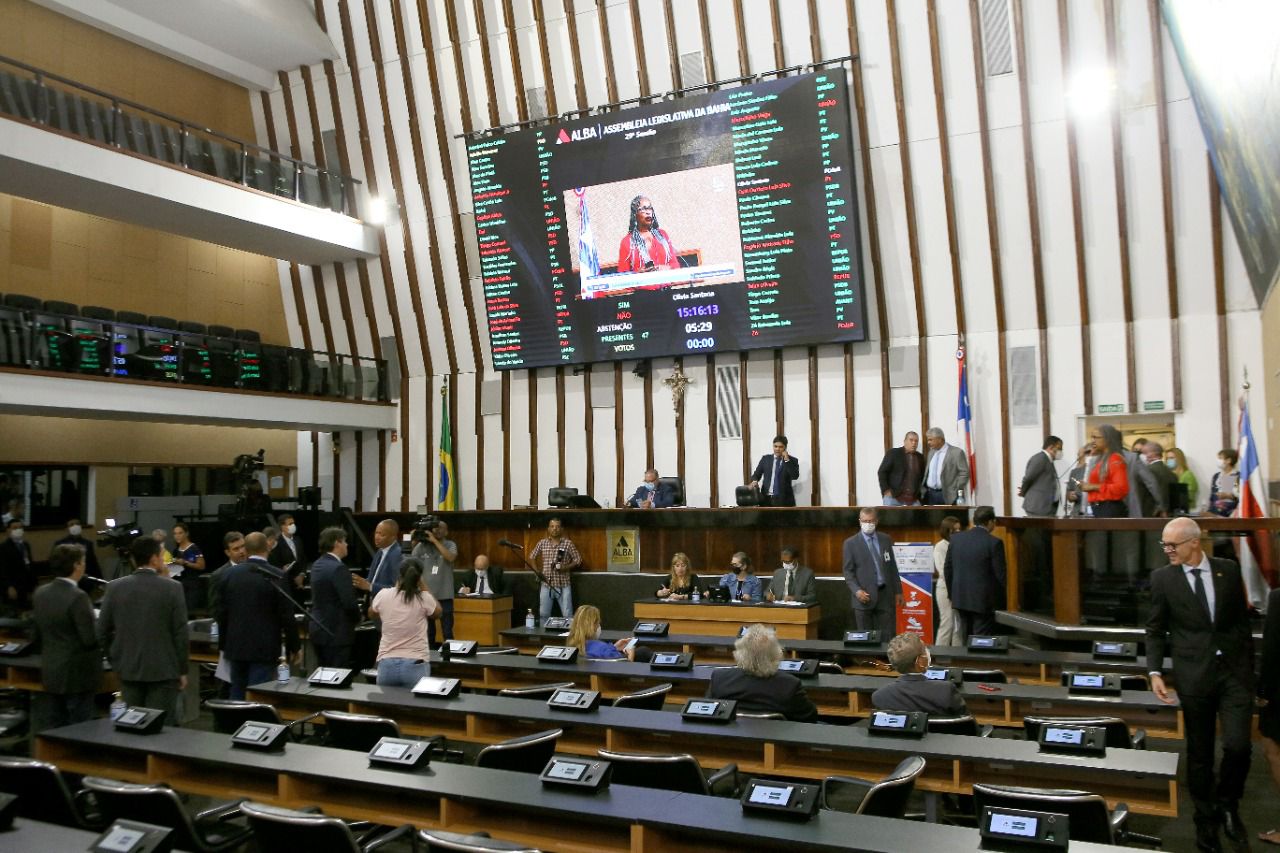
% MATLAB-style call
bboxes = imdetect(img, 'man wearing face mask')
[0,519,35,613]
[1018,436,1063,517]
[871,632,966,715]
[269,513,308,591]
[53,518,102,586]
[627,468,675,508]
[765,546,817,604]
[842,508,902,637]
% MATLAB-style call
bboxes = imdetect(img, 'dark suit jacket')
[368,545,404,599]
[842,531,899,612]
[627,483,676,508]
[0,539,35,605]
[309,552,360,647]
[943,526,1007,614]
[1142,461,1177,517]
[1145,558,1254,696]
[32,578,99,694]
[1259,588,1280,704]
[457,566,507,596]
[751,454,800,507]
[215,557,301,664]
[765,565,817,604]
[52,534,101,578]
[877,447,925,497]
[870,672,967,716]
[1020,451,1059,516]
[269,536,307,585]
[97,568,188,682]
[707,667,817,722]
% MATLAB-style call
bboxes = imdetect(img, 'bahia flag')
[1232,395,1273,603]
[575,187,600,298]
[438,384,457,511]
[957,346,977,497]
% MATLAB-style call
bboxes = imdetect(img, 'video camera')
[232,449,266,485]
[411,515,441,543]
[96,517,142,555]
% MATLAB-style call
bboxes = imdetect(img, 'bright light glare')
[366,196,388,225]
[1064,66,1115,120]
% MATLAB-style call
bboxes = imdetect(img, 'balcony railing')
[0,54,360,217]
[0,303,388,403]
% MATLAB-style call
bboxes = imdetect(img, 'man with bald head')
[367,519,404,599]
[215,531,301,699]
[1147,517,1254,851]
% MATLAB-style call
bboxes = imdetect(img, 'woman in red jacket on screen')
[617,195,680,273]
[1076,424,1129,518]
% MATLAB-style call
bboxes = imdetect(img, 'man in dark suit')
[765,545,817,604]
[706,624,817,722]
[1147,517,1254,852]
[458,553,506,596]
[215,531,301,700]
[877,432,925,506]
[943,505,1006,637]
[871,632,966,716]
[269,512,307,590]
[309,526,369,668]
[0,518,35,614]
[367,519,404,599]
[52,518,102,585]
[627,468,676,508]
[97,536,188,724]
[749,435,800,507]
[31,544,100,731]
[1018,435,1063,517]
[842,507,902,636]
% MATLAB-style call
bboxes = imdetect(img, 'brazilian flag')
[438,386,457,510]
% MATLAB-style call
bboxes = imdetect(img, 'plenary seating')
[240,801,415,852]
[596,749,738,797]
[972,782,1162,847]
[0,756,108,830]
[474,729,561,774]
[82,776,253,853]
[1023,715,1147,750]
[821,755,927,818]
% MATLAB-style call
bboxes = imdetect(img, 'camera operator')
[411,517,458,646]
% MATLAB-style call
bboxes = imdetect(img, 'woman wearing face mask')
[932,517,963,645]
[719,553,763,602]
[1209,448,1240,517]
[566,605,650,661]
[0,519,35,612]
[1164,447,1199,509]
[1076,424,1129,517]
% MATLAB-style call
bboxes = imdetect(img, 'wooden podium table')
[452,594,513,644]
[633,599,820,639]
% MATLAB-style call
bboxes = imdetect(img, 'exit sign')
[1143,400,1165,412]
[1097,404,1124,414]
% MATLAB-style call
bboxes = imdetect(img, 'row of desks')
[246,679,1180,818]
[34,719,1137,852]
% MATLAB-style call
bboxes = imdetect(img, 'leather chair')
[497,683,575,700]
[926,714,993,737]
[736,711,785,720]
[147,315,178,331]
[82,776,252,852]
[178,320,208,334]
[475,729,562,774]
[0,757,107,829]
[1022,715,1147,750]
[235,329,261,343]
[80,305,116,322]
[41,299,78,316]
[207,324,236,339]
[657,476,685,507]
[204,699,282,734]
[322,710,401,752]
[611,683,672,710]
[973,782,1162,847]
[547,487,579,508]
[418,829,542,852]
[1,293,40,310]
[821,755,927,818]
[115,310,148,327]
[240,801,414,852]
[596,749,738,797]
[734,485,760,507]
[817,661,845,674]
[960,669,1008,684]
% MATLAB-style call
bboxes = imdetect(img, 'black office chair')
[322,710,401,752]
[178,320,208,334]
[80,305,116,322]
[734,485,760,507]
[961,669,1008,684]
[497,683,576,700]
[972,783,1162,847]
[2,292,41,310]
[148,315,178,331]
[204,699,282,734]
[418,829,542,852]
[475,729,562,774]
[208,324,236,338]
[240,801,414,852]
[821,755,926,818]
[926,714,993,737]
[547,487,579,508]
[42,299,78,316]
[235,328,262,343]
[596,749,738,797]
[736,711,785,720]
[611,683,672,710]
[657,476,685,507]
[115,310,148,326]
[0,757,107,829]
[817,661,845,674]
[1022,715,1147,749]
[82,776,253,852]
[1058,671,1149,692]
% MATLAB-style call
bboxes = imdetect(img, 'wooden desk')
[246,679,1180,818]
[452,594,512,644]
[633,599,821,640]
[0,818,138,853]
[34,720,1130,853]
[0,653,119,694]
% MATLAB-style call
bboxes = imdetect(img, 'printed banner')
[893,542,935,643]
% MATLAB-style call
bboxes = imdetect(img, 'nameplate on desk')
[842,630,881,646]
[536,645,579,663]
[231,720,288,751]
[777,658,818,678]
[924,667,961,684]
[0,641,31,656]
[1037,724,1106,757]
[967,635,1009,652]
[539,755,612,791]
[547,687,602,712]
[411,676,461,698]
[740,777,820,821]
[369,736,431,769]
[1092,641,1137,660]
[543,617,572,630]
[649,651,693,671]
[979,806,1069,849]
[114,706,165,734]
[91,819,173,853]
[445,640,478,656]
[632,620,669,637]
[307,666,355,688]
[1065,672,1122,696]
[681,698,736,723]
[868,710,927,737]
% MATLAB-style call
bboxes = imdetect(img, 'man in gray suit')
[765,545,817,604]
[842,507,902,636]
[98,536,188,724]
[871,632,967,715]
[32,543,100,731]
[1019,435,1063,517]
[922,427,969,505]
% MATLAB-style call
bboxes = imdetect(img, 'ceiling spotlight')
[1064,66,1116,121]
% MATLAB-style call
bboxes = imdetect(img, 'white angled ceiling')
[30,0,339,90]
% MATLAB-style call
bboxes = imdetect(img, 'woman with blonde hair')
[1164,447,1199,508]
[566,604,648,661]
[656,552,699,600]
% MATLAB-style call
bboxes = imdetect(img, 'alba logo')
[556,129,571,144]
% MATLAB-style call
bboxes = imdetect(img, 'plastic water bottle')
[209,621,219,641]
[276,657,290,683]
[525,609,535,630]
[109,692,127,721]
[691,588,701,603]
